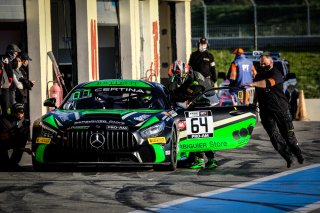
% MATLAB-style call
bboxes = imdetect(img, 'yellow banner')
[148,137,166,144]
[36,137,51,144]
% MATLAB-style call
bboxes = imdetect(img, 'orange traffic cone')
[297,90,308,121]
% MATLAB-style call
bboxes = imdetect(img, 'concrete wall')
[26,0,53,121]
[139,0,160,82]
[75,0,99,83]
[304,99,320,121]
[175,1,191,63]
[119,0,141,80]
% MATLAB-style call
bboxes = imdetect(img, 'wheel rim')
[171,130,177,168]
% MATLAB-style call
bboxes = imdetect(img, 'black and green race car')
[32,80,179,171]
[32,79,257,171]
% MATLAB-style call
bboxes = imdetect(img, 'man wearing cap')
[20,52,32,68]
[187,37,217,169]
[1,44,21,115]
[0,103,31,171]
[17,53,35,119]
[227,48,257,105]
[227,48,257,88]
[188,37,217,88]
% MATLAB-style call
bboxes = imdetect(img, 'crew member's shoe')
[205,158,218,169]
[285,157,293,168]
[295,154,304,164]
[189,158,205,169]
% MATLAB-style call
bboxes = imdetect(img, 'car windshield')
[62,87,167,110]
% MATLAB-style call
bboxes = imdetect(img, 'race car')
[32,79,179,171]
[32,79,257,171]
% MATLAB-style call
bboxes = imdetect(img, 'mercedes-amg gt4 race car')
[32,80,257,171]
[32,80,179,171]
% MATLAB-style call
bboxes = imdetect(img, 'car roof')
[75,79,162,89]
[73,79,167,95]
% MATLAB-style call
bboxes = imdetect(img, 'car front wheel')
[153,129,177,171]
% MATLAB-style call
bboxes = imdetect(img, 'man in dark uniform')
[242,54,304,168]
[17,53,35,119]
[187,37,217,169]
[188,37,217,89]
[0,103,31,171]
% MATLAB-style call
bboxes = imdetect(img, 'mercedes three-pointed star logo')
[89,132,105,149]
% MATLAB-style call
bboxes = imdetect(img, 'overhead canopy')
[97,1,118,26]
[0,0,24,22]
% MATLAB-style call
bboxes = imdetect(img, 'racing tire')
[32,157,52,172]
[153,130,178,171]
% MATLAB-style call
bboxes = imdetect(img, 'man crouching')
[0,103,31,171]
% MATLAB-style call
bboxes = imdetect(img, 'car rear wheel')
[153,129,177,171]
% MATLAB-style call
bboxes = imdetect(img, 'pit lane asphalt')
[0,121,319,213]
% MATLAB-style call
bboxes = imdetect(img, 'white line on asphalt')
[289,201,320,213]
[131,164,320,213]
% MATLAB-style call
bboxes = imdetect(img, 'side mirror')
[44,98,57,108]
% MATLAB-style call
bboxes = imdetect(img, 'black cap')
[21,52,32,61]
[12,103,24,113]
[199,37,208,44]
[6,44,21,54]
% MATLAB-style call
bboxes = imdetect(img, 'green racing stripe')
[35,144,47,163]
[43,115,58,129]
[151,144,166,163]
[140,116,160,129]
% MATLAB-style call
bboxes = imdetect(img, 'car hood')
[41,109,164,131]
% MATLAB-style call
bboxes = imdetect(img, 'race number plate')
[184,110,214,139]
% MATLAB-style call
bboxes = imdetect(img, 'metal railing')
[192,23,320,38]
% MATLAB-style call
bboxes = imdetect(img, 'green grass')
[208,49,320,98]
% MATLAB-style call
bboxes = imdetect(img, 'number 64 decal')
[184,110,214,139]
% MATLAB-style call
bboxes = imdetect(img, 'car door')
[177,87,257,154]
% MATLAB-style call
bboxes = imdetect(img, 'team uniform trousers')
[260,109,302,161]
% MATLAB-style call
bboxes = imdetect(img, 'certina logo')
[95,88,145,93]
[89,133,105,149]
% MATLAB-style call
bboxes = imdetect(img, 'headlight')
[39,121,58,136]
[140,121,165,139]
